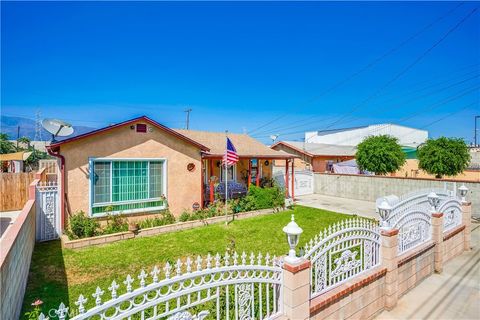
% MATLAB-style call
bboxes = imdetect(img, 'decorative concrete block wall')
[443,226,466,264]
[397,242,435,297]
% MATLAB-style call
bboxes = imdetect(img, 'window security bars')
[302,218,381,297]
[42,252,283,320]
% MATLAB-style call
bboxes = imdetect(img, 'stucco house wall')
[59,120,203,220]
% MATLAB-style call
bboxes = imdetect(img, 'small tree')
[417,137,470,178]
[0,133,16,154]
[356,135,406,175]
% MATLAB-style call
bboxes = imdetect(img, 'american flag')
[223,137,239,165]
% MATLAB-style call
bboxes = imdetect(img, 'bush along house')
[46,116,295,230]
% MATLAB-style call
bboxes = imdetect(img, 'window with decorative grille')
[90,159,166,215]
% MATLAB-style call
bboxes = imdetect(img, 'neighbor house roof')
[48,116,210,151]
[272,141,356,157]
[0,151,33,161]
[175,130,295,159]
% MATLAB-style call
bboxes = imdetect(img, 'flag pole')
[225,130,228,225]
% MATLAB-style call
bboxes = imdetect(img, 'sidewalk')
[376,223,480,320]
[295,194,377,219]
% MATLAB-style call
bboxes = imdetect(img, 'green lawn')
[22,205,354,316]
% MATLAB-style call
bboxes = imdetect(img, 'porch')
[201,156,296,206]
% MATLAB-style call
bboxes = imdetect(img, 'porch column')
[248,159,252,189]
[209,159,214,203]
[201,160,204,208]
[285,159,290,197]
[256,159,260,187]
[291,158,295,200]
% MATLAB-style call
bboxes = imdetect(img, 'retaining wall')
[313,173,479,213]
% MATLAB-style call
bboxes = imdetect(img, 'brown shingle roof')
[175,129,294,159]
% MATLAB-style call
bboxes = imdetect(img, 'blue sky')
[1,1,479,143]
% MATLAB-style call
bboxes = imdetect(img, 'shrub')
[179,211,191,222]
[417,137,470,178]
[137,210,176,229]
[237,185,285,212]
[102,214,128,234]
[67,211,100,239]
[356,135,406,175]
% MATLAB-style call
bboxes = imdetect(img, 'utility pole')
[184,108,192,130]
[34,110,43,141]
[475,115,480,147]
[16,126,20,149]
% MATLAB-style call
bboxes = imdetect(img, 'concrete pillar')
[462,202,472,251]
[431,212,444,273]
[282,259,311,320]
[381,228,399,311]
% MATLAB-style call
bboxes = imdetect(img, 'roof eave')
[49,116,210,152]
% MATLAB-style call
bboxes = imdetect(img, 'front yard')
[22,205,354,316]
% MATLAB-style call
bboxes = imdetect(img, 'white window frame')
[88,157,168,217]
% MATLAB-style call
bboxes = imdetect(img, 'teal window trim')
[89,158,167,217]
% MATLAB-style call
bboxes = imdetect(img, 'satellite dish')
[42,118,74,142]
[270,134,279,143]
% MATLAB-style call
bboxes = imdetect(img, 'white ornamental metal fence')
[438,198,463,233]
[302,218,381,297]
[36,181,61,242]
[377,187,464,254]
[42,252,283,320]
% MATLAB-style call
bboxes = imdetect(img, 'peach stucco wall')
[59,121,202,219]
[393,159,480,181]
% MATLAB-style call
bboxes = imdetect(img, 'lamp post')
[459,185,468,203]
[283,214,303,264]
[427,192,440,213]
[377,199,392,229]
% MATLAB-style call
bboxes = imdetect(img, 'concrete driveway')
[295,194,378,219]
[376,223,480,320]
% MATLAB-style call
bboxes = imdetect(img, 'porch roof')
[272,141,356,157]
[175,129,295,159]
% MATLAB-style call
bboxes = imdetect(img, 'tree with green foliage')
[417,137,470,178]
[17,136,31,149]
[0,133,16,154]
[356,135,406,175]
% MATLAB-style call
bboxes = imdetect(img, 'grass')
[22,205,354,317]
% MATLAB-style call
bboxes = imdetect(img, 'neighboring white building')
[305,124,428,147]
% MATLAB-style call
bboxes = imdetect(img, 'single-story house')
[46,116,295,229]
[271,141,356,172]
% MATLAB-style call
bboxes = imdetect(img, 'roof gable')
[48,116,210,151]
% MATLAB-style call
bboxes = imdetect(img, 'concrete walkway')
[295,194,378,219]
[376,223,480,320]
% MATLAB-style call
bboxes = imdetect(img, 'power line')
[253,69,479,138]
[314,7,478,137]
[247,2,466,135]
[255,82,479,145]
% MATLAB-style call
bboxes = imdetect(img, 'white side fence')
[41,185,468,319]
[35,181,61,242]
